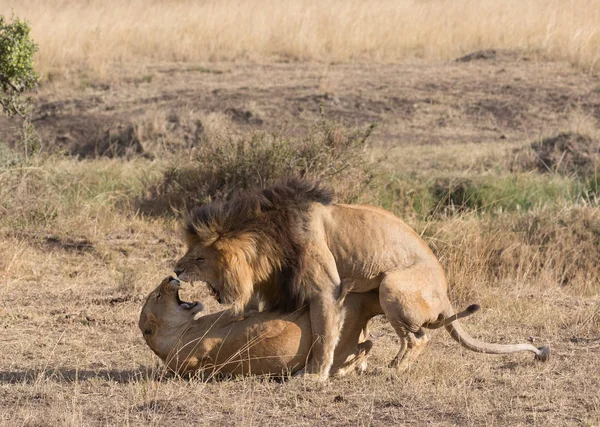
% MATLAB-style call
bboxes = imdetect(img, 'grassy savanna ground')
[2,1,600,425]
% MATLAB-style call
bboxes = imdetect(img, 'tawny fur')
[139,277,381,377]
[174,179,550,378]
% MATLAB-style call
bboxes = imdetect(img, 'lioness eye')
[195,257,205,262]
[156,294,162,300]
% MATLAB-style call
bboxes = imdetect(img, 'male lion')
[139,277,381,377]
[174,179,550,379]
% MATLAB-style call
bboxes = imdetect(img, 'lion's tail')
[439,305,550,361]
[424,304,480,329]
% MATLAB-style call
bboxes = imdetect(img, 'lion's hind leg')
[388,329,430,371]
[380,266,444,372]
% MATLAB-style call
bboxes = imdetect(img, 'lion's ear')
[183,222,219,247]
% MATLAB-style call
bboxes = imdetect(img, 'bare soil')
[2,52,599,157]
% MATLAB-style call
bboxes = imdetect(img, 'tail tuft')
[466,304,480,314]
[534,346,550,362]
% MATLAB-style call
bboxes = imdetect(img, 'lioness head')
[139,276,205,348]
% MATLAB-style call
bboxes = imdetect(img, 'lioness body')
[175,180,549,378]
[140,277,382,377]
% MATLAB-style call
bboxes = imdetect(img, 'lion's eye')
[156,294,162,300]
[195,257,205,263]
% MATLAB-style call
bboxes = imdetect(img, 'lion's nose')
[173,267,184,277]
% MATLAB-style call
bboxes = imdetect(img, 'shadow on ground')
[0,367,154,384]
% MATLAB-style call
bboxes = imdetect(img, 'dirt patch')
[456,49,498,62]
[2,55,598,157]
[34,114,146,159]
[9,231,95,254]
[512,132,600,175]
[466,99,525,128]
[91,295,142,306]
[225,107,264,125]
[0,389,52,407]
[455,49,529,63]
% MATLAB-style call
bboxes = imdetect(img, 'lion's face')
[174,237,257,313]
[139,276,205,346]
[173,243,224,301]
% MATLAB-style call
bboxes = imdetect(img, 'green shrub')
[0,15,39,118]
[137,119,378,216]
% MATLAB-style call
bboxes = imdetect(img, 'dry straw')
[5,0,600,76]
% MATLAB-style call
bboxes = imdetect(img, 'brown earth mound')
[33,114,147,159]
[513,132,600,176]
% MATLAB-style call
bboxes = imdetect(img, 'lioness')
[174,179,550,379]
[139,277,382,377]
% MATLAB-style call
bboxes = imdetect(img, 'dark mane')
[185,178,334,311]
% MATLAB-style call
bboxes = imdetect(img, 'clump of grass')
[0,150,148,231]
[136,119,378,216]
[583,169,600,202]
[382,173,586,219]
[428,178,483,216]
[424,206,600,299]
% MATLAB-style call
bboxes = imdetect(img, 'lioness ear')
[146,312,158,325]
[192,303,206,321]
[140,312,158,336]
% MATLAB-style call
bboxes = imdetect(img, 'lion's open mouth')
[175,290,200,310]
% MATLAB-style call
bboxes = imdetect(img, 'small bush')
[583,169,600,202]
[1,15,41,159]
[0,15,39,118]
[136,119,378,216]
[428,178,482,216]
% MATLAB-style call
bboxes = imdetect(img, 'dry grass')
[1,203,599,425]
[2,123,600,425]
[4,0,600,77]
[2,51,600,424]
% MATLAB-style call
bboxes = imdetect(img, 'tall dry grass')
[3,0,600,77]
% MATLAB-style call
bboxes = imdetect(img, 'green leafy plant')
[0,15,39,118]
[1,15,41,158]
